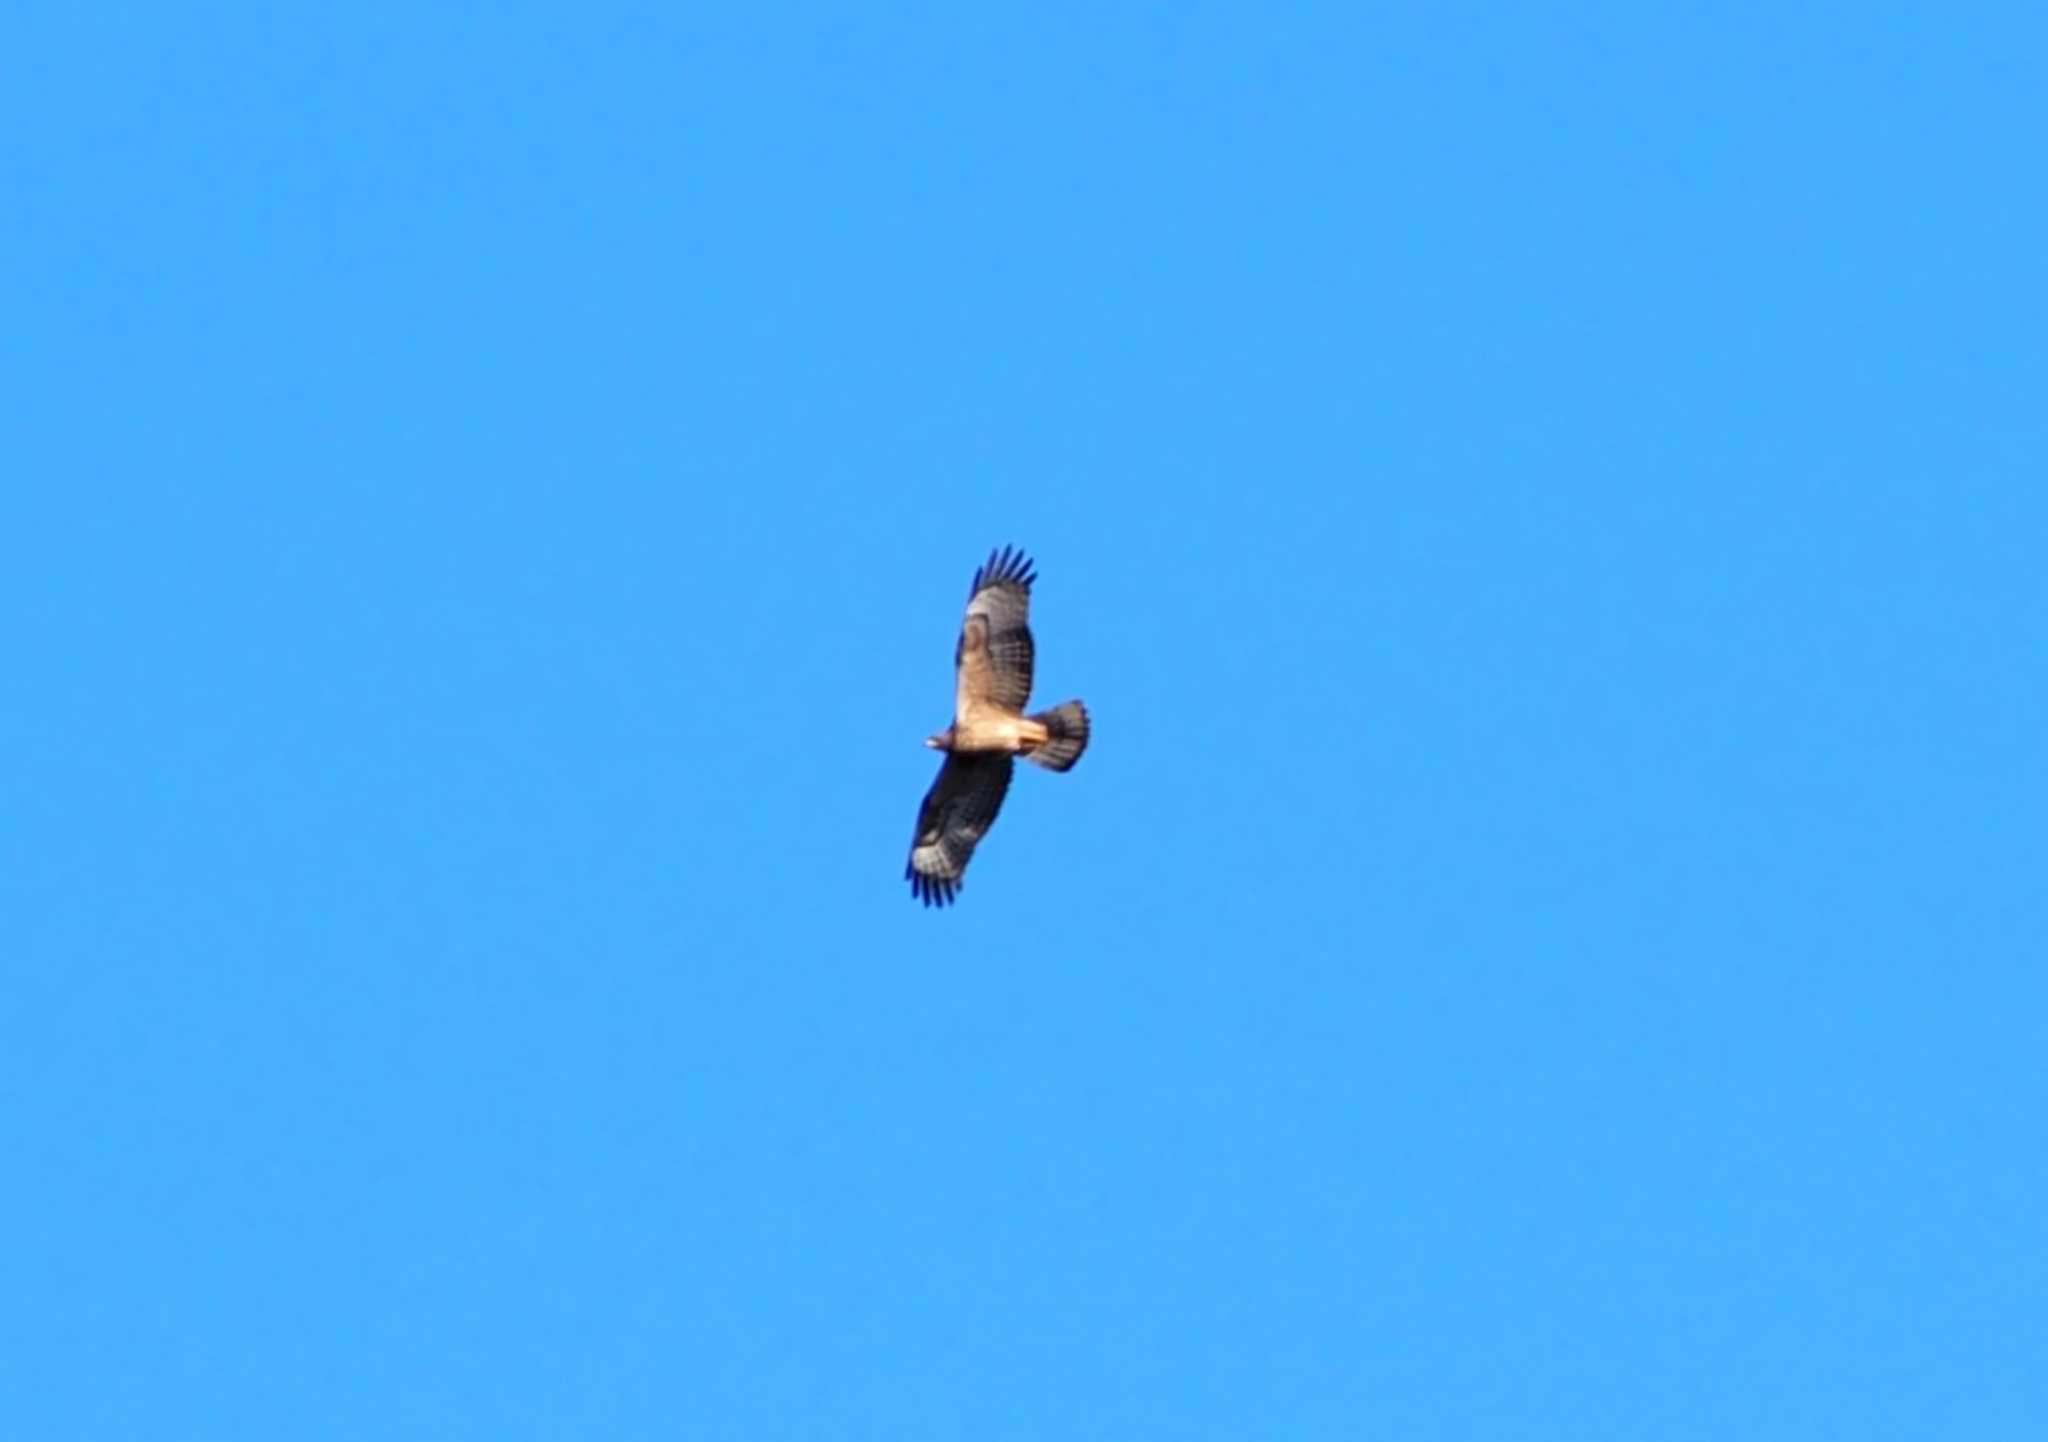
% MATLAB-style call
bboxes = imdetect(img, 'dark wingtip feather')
[908,870,958,907]
[970,544,1036,597]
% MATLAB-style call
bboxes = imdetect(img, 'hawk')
[906,545,1090,907]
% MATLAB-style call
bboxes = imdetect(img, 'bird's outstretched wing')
[906,753,1014,907]
[955,545,1035,717]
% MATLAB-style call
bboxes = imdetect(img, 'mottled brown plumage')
[907,546,1090,907]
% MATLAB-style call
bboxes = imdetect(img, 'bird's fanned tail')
[1025,700,1089,772]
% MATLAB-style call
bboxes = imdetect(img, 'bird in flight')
[906,545,1090,907]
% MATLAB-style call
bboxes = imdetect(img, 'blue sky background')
[6,4,2044,1436]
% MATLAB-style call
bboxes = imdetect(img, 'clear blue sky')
[6,4,2044,1437]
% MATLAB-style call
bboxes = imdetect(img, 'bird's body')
[930,712,1051,755]
[907,546,1089,907]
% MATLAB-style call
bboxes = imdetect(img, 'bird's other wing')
[955,544,1035,717]
[906,753,1015,907]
